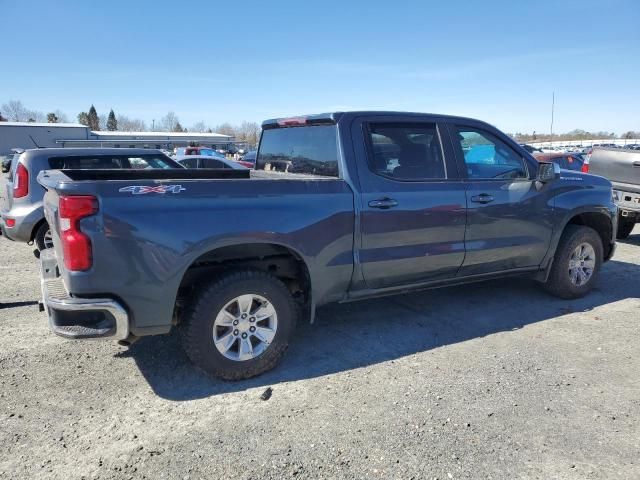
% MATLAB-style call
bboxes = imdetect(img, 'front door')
[448,124,554,275]
[352,116,467,289]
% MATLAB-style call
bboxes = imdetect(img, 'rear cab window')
[256,124,339,177]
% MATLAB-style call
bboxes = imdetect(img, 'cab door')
[446,123,554,275]
[351,115,467,289]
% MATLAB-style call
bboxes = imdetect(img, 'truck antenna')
[28,134,42,148]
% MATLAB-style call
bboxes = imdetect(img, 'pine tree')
[0,112,7,121]
[78,112,89,126]
[107,109,118,131]
[47,112,59,123]
[173,122,184,132]
[87,105,99,130]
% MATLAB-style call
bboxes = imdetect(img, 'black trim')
[42,168,250,181]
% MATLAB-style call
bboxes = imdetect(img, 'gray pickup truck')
[38,112,617,379]
[587,147,640,238]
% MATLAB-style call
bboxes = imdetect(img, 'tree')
[0,112,8,121]
[1,100,44,122]
[77,112,90,126]
[190,121,208,133]
[237,121,260,146]
[2,100,29,121]
[98,114,108,131]
[173,121,184,133]
[47,112,59,123]
[107,109,118,131]
[117,115,147,131]
[214,122,236,137]
[159,111,180,132]
[87,105,99,130]
[27,118,36,122]
[53,110,69,123]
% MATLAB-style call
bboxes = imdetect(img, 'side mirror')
[537,161,560,183]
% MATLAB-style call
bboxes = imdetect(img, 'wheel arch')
[539,208,614,282]
[175,241,314,322]
[30,218,48,242]
[563,211,613,260]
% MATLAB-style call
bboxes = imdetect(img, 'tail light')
[13,163,29,198]
[59,195,98,271]
[5,218,15,228]
[581,163,589,173]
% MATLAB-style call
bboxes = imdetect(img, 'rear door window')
[256,125,339,177]
[365,122,446,180]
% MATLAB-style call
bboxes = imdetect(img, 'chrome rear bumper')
[40,249,129,340]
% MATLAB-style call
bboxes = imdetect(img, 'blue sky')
[1,0,638,133]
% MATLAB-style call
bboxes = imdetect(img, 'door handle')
[368,198,399,209]
[633,161,640,167]
[470,194,494,204]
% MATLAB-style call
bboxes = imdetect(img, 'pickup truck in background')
[38,112,617,380]
[587,147,640,239]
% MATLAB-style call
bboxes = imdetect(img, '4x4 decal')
[119,185,186,195]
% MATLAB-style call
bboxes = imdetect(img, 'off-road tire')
[616,219,635,239]
[180,270,297,380]
[34,222,52,251]
[544,225,603,299]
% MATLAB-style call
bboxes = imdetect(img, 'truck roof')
[262,111,495,129]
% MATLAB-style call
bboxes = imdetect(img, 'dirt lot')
[1,228,639,479]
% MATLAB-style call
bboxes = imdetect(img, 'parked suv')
[1,148,181,250]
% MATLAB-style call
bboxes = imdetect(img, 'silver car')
[1,148,181,250]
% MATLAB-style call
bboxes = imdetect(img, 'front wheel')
[180,270,297,380]
[544,225,603,299]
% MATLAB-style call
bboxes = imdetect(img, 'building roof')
[92,130,231,139]
[0,121,87,128]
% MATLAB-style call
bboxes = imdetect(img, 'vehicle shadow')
[0,300,39,310]
[120,259,640,401]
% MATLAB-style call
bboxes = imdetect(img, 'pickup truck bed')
[38,111,617,379]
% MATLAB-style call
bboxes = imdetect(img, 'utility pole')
[152,119,155,131]
[549,92,555,148]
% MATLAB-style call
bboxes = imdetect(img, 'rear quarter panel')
[51,177,355,334]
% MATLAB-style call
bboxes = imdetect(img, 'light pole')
[152,119,155,131]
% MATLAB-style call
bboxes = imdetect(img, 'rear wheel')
[34,222,53,251]
[544,225,603,299]
[180,270,297,380]
[616,217,635,239]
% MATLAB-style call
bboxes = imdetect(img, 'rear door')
[446,123,554,275]
[351,115,467,289]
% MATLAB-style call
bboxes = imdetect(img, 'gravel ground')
[1,223,639,479]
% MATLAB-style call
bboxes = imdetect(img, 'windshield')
[256,125,339,177]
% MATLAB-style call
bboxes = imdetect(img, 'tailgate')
[589,148,640,188]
